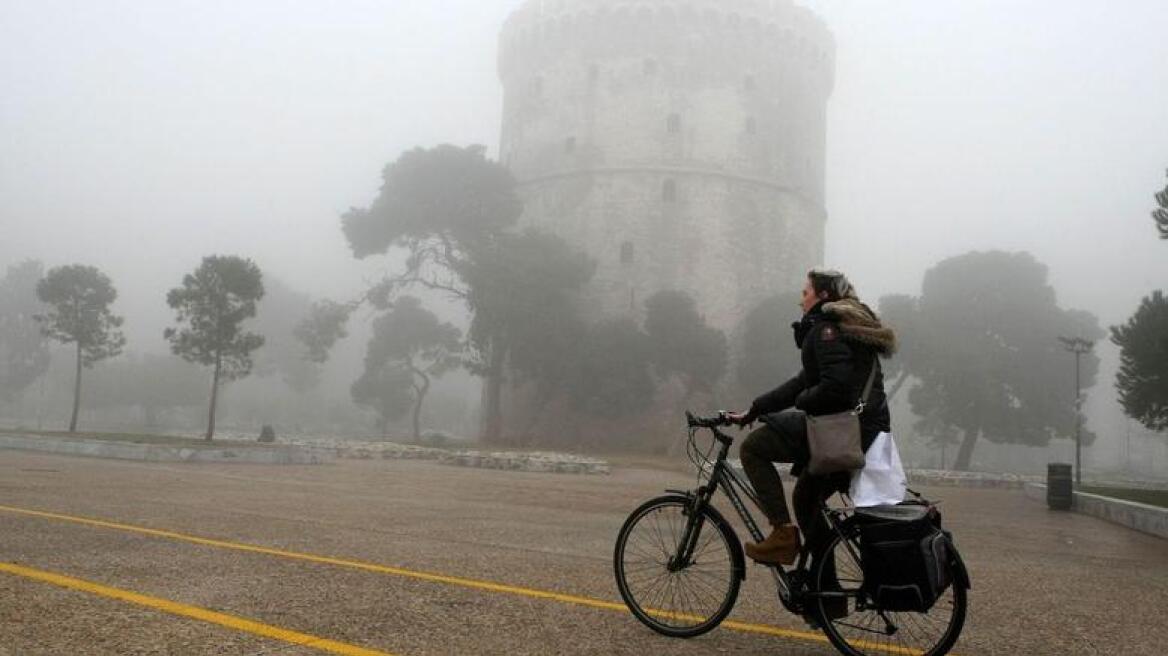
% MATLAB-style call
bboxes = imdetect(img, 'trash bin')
[1047,463,1073,510]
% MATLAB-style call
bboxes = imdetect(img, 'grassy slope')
[1080,485,1168,509]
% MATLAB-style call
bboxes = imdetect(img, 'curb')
[1024,482,1168,540]
[906,470,1031,490]
[0,434,333,465]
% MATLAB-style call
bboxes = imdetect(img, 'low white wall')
[1024,482,1168,540]
[0,434,331,465]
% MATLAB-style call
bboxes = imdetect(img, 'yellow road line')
[0,561,394,656]
[0,503,929,654]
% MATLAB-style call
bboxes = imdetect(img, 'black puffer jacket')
[745,299,896,454]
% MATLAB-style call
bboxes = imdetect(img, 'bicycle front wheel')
[613,495,741,638]
[813,521,967,656]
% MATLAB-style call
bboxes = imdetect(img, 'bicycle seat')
[853,504,929,522]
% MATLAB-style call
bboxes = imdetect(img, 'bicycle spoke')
[680,569,724,616]
[616,499,741,635]
[814,524,965,656]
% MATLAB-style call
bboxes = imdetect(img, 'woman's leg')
[740,424,802,526]
[739,412,811,565]
[793,473,848,586]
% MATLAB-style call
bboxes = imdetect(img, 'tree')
[251,277,322,393]
[1153,169,1168,239]
[736,292,802,395]
[351,364,415,437]
[165,256,265,440]
[89,353,206,428]
[341,144,521,263]
[644,290,727,397]
[301,145,597,441]
[463,229,595,435]
[898,251,1104,470]
[913,410,962,470]
[295,300,351,364]
[361,296,462,439]
[35,264,126,432]
[0,261,50,403]
[1111,290,1168,431]
[346,145,522,441]
[566,319,656,420]
[876,294,923,402]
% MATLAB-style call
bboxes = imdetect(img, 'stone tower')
[497,0,834,333]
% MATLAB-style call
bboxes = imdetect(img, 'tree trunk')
[68,341,82,432]
[522,394,552,444]
[142,404,158,429]
[205,354,221,441]
[886,370,910,402]
[481,341,506,443]
[410,368,430,441]
[952,428,980,471]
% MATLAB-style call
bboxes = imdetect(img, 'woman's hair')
[807,268,858,302]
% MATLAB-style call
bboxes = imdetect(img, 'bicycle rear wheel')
[813,521,967,656]
[613,495,741,638]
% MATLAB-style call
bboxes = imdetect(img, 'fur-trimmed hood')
[822,298,897,356]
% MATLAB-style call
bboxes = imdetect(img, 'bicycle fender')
[949,542,971,590]
[700,502,748,582]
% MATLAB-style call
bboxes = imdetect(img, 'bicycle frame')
[620,416,970,654]
[672,423,854,614]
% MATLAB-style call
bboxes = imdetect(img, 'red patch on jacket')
[821,325,838,341]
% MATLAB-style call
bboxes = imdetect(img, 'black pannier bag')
[856,503,953,612]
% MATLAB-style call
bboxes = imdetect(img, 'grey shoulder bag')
[805,358,878,476]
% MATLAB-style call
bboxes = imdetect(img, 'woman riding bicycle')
[728,269,897,569]
[616,280,966,654]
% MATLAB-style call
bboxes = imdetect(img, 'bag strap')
[855,356,878,412]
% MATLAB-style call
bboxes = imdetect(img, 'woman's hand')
[725,411,753,428]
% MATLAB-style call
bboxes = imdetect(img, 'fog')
[2,1,1166,474]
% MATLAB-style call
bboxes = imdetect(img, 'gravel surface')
[1,452,1165,655]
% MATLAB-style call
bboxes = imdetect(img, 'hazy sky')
[3,0,1167,447]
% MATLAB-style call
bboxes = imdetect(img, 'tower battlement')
[499,0,834,87]
[499,0,831,74]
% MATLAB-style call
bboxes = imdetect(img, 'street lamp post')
[1058,336,1095,486]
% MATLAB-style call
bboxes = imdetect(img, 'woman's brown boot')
[744,523,801,565]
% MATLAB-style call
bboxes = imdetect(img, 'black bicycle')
[613,411,969,656]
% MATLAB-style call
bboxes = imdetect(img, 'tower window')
[744,75,755,91]
[662,179,677,203]
[589,64,599,85]
[564,137,576,153]
[620,241,634,264]
[643,59,658,76]
[745,117,757,134]
[532,76,543,95]
[667,113,681,134]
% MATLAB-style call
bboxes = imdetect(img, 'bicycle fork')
[667,486,714,571]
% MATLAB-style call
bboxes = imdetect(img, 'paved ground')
[0,450,1165,655]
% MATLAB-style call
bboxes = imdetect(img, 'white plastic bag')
[849,432,906,507]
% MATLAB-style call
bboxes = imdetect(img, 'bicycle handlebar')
[685,410,735,450]
[685,410,734,429]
